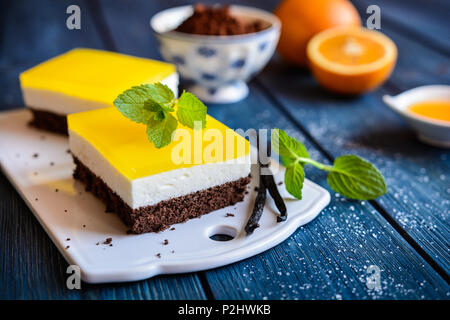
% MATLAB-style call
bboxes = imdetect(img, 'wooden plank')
[354,0,450,56]
[256,26,450,273]
[99,0,450,298]
[203,82,449,299]
[0,0,206,300]
[382,28,450,92]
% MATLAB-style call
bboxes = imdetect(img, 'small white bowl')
[150,5,280,103]
[383,85,450,148]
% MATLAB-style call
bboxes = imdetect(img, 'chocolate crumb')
[66,149,71,154]
[170,227,175,231]
[109,244,113,247]
[156,253,161,258]
[65,246,70,250]
[245,191,249,194]
[225,213,235,217]
[163,239,169,245]
[278,181,283,185]
[254,186,259,191]
[82,224,86,228]
[96,242,99,245]
[55,188,59,192]
[64,209,67,212]
[35,198,38,201]
[103,237,112,245]
[66,238,70,241]
[32,153,39,158]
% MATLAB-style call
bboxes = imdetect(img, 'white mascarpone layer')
[69,130,251,209]
[22,72,179,115]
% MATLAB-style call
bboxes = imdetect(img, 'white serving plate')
[383,85,450,148]
[0,109,330,283]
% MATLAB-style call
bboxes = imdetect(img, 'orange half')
[307,27,397,94]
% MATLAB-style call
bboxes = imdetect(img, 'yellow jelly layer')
[68,107,250,180]
[20,48,175,106]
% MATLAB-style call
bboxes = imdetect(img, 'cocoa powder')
[175,4,268,36]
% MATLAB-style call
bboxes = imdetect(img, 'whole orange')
[275,0,361,67]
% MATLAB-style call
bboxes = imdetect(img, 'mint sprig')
[271,129,387,200]
[114,83,207,148]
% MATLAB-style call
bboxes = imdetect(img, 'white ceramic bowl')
[383,85,450,148]
[150,5,281,103]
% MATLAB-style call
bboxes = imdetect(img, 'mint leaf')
[327,155,387,200]
[143,99,162,112]
[143,83,175,105]
[176,91,207,129]
[272,128,308,199]
[271,129,309,166]
[146,113,178,148]
[113,85,157,124]
[113,83,175,125]
[284,162,305,200]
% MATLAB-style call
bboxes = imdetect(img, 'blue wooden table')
[0,0,449,300]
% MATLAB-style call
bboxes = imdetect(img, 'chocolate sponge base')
[72,156,251,234]
[29,108,68,135]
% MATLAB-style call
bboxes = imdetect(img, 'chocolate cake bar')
[29,108,68,135]
[68,107,251,234]
[20,48,178,134]
[73,157,250,233]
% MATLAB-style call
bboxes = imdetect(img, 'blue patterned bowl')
[150,5,280,103]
